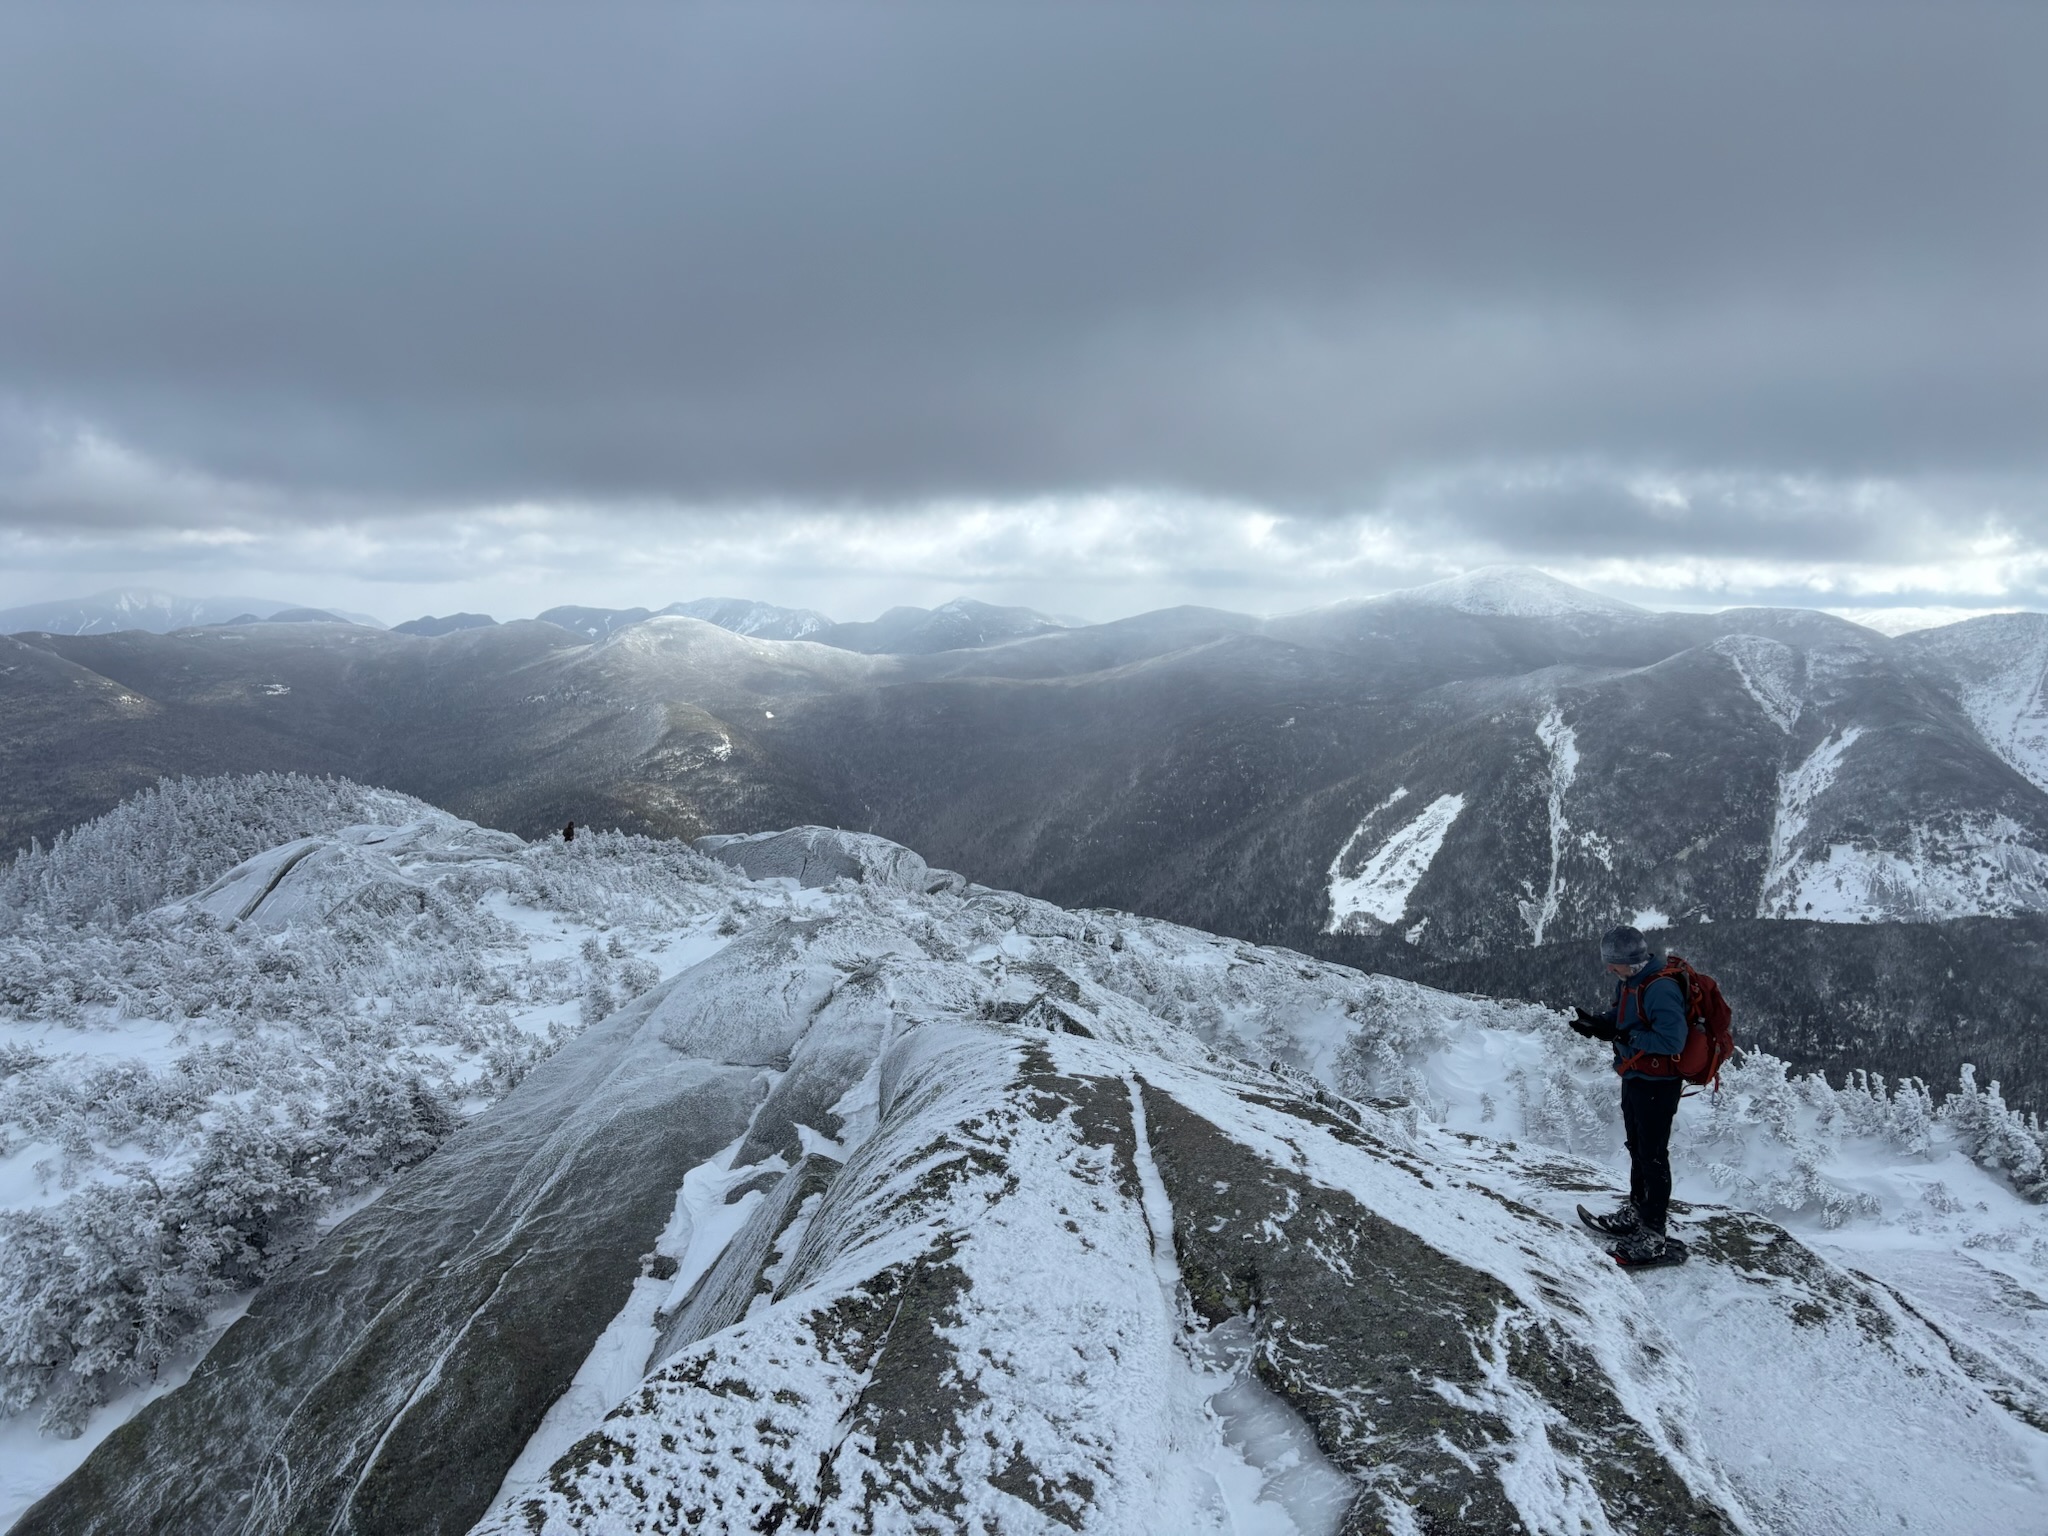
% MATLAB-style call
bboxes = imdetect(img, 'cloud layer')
[2,4,2045,620]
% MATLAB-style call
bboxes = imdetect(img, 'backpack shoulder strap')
[1652,954,1700,1018]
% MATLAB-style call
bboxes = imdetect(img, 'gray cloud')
[3,4,2046,508]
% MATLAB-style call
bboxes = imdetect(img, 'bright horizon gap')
[11,418,2048,629]
[2,566,2039,640]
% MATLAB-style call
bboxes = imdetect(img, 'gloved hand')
[1567,1006,1619,1041]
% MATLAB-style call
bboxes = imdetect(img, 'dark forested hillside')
[9,571,2048,1106]
[1327,916,2048,1116]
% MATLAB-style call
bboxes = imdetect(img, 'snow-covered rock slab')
[10,795,2048,1535]
[11,982,768,1536]
[172,816,527,930]
[484,1024,1735,1535]
[1444,1147,2048,1536]
[695,824,963,894]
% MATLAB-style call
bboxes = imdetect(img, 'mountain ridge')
[0,588,386,635]
[9,579,2048,1107]
[5,801,2044,1534]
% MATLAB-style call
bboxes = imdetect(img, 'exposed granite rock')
[13,988,766,1536]
[694,825,960,895]
[1137,1081,1734,1536]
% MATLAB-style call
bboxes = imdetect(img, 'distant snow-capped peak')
[1379,566,1643,620]
[660,597,834,640]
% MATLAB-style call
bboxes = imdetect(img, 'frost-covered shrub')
[1832,1071,1939,1156]
[1664,1054,2048,1217]
[1331,989,1445,1112]
[0,775,743,1433]
[0,1034,471,1433]
[1323,975,2048,1217]
[0,1073,455,1434]
[508,828,738,932]
[1941,1066,2048,1200]
[1515,1057,1615,1155]
[0,774,429,932]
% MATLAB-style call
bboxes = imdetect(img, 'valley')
[9,570,2048,1106]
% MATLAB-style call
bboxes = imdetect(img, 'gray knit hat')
[1599,924,1654,967]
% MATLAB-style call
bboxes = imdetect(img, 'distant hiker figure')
[563,820,576,843]
[1566,925,1693,1269]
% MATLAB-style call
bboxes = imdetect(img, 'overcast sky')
[3,2,2045,627]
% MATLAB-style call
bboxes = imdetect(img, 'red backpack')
[1616,954,1736,1090]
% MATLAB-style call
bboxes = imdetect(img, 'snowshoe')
[1577,1202,1641,1237]
[1608,1230,1688,1270]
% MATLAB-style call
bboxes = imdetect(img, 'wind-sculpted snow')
[7,782,2048,1533]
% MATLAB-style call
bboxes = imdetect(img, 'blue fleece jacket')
[1603,958,1689,1078]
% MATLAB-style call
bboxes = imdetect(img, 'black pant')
[1621,1076,1685,1234]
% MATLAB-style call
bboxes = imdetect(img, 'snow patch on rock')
[1770,816,2048,922]
[1129,1077,1354,1533]
[172,817,523,930]
[1758,727,1864,916]
[695,824,962,895]
[1325,792,1464,932]
[483,1132,779,1521]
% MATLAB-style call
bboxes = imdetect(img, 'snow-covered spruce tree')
[0,1076,457,1435]
[1941,1066,2048,1201]
[0,776,748,1432]
[0,774,430,933]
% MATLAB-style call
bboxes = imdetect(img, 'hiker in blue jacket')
[1566,924,1689,1266]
